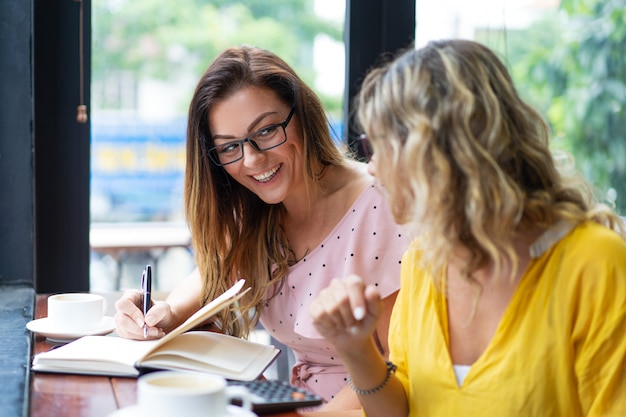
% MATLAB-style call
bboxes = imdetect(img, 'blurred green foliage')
[93,1,625,213]
[92,0,344,115]
[478,0,626,214]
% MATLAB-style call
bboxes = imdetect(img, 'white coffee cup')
[47,293,105,332]
[137,371,253,417]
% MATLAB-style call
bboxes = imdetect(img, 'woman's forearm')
[339,337,409,417]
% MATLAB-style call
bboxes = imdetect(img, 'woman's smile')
[252,163,282,183]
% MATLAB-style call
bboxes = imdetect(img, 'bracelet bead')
[347,361,397,396]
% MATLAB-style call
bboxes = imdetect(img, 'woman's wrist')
[339,337,391,393]
[348,360,397,395]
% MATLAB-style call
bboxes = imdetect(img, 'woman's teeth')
[253,165,280,182]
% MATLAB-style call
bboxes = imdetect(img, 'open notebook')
[31,280,281,380]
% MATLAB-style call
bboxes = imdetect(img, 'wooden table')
[29,294,360,417]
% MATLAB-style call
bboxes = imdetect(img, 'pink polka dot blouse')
[259,182,406,403]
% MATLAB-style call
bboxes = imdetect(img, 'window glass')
[416,0,625,215]
[90,0,346,290]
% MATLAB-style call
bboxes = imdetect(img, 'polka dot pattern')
[259,182,407,402]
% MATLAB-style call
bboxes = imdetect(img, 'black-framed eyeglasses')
[356,133,373,163]
[208,107,296,166]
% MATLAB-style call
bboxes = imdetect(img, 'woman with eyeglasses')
[310,39,626,416]
[114,45,407,409]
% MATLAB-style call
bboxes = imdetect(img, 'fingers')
[310,278,358,330]
[345,275,382,335]
[363,283,382,322]
[345,274,367,322]
[310,275,381,342]
[114,290,165,340]
[143,301,169,329]
[114,290,143,328]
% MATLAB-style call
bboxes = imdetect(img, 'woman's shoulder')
[326,160,376,204]
[342,159,374,187]
[348,177,395,219]
[549,222,626,338]
[548,221,626,295]
[323,163,404,241]
[565,221,626,257]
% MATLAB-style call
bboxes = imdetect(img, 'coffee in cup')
[47,293,105,332]
[137,371,252,417]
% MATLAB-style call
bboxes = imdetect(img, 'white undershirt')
[453,364,471,386]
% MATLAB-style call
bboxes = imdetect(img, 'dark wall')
[0,0,35,286]
[344,0,416,156]
[0,4,36,415]
[34,0,91,293]
[0,1,91,292]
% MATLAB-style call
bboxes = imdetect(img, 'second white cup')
[137,371,253,417]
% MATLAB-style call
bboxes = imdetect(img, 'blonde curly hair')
[356,39,625,286]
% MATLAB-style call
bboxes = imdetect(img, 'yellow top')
[389,222,626,416]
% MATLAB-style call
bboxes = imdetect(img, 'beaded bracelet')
[347,361,397,396]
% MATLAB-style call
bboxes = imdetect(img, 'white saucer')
[106,405,257,417]
[26,316,116,342]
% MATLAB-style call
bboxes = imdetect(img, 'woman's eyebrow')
[246,111,276,131]
[212,111,277,141]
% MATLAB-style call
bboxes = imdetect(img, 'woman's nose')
[241,142,265,167]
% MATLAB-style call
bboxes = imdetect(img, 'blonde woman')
[310,39,626,416]
[114,45,406,410]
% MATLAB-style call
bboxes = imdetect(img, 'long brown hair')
[185,45,344,337]
[357,39,625,286]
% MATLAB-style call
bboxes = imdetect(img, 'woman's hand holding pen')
[309,274,383,352]
[114,290,169,340]
[115,268,205,340]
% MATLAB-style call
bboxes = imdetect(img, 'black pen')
[141,265,152,338]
